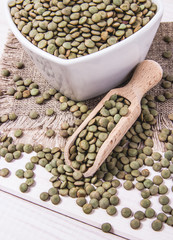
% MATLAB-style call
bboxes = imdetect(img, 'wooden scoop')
[64,60,163,177]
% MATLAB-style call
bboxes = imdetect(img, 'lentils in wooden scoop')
[69,94,130,172]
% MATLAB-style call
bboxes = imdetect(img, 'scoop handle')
[124,60,163,101]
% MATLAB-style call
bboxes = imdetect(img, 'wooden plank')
[0,153,173,240]
[0,191,125,240]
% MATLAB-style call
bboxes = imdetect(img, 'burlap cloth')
[0,22,173,150]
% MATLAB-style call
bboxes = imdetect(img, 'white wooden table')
[0,1,173,240]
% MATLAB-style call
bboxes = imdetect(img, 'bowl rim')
[5,0,163,66]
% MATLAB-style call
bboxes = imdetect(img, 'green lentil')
[136,182,145,191]
[134,211,145,220]
[123,180,134,190]
[25,178,35,186]
[8,144,16,153]
[13,74,22,82]
[153,162,162,172]
[36,96,44,104]
[149,185,158,196]
[29,111,39,119]
[19,183,28,192]
[106,205,117,216]
[40,192,49,201]
[162,205,172,214]
[140,199,151,208]
[0,168,10,177]
[159,195,169,205]
[164,150,173,160]
[145,208,155,218]
[46,129,55,138]
[161,169,171,179]
[90,191,101,200]
[50,194,60,205]
[157,213,168,222]
[31,156,39,164]
[156,95,166,102]
[166,216,173,226]
[141,190,150,199]
[30,88,40,96]
[82,203,92,214]
[23,144,33,153]
[76,197,87,207]
[161,80,172,89]
[152,220,163,231]
[15,62,24,69]
[121,207,132,218]
[110,195,119,206]
[159,185,168,195]
[14,91,23,99]
[14,129,23,138]
[9,113,18,121]
[25,162,34,170]
[162,51,172,59]
[141,169,150,177]
[29,83,39,90]
[130,219,141,229]
[60,102,68,111]
[15,169,24,178]
[153,175,163,185]
[7,87,16,95]
[48,187,58,196]
[101,223,112,233]
[16,144,24,152]
[0,148,8,157]
[24,170,34,179]
[5,153,13,162]
[69,188,78,198]
[99,198,110,209]
[161,158,170,167]
[1,114,9,123]
[46,108,54,116]
[89,198,99,209]
[1,69,10,77]
[144,179,153,188]
[163,35,172,43]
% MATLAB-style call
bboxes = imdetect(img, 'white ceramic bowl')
[6,0,163,101]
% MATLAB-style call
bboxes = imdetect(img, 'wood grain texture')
[0,190,125,240]
[64,60,163,177]
[0,146,173,240]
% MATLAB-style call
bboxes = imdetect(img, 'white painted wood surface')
[0,1,173,240]
[0,151,173,240]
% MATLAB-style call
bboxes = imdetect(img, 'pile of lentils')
[69,94,130,172]
[9,0,157,59]
[1,74,173,232]
[1,35,173,233]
